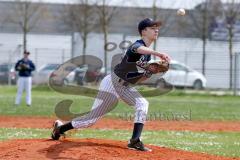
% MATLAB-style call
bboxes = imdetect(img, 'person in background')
[15,51,35,106]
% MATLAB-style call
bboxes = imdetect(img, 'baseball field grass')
[0,85,240,158]
[0,85,239,120]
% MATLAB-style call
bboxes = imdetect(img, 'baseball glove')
[20,64,29,70]
[147,60,169,74]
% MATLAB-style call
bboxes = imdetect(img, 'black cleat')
[127,138,152,152]
[51,120,64,140]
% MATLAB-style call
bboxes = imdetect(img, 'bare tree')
[221,0,240,89]
[96,0,118,74]
[0,16,7,31]
[190,1,208,75]
[189,0,221,75]
[61,0,98,60]
[189,0,212,75]
[7,0,47,52]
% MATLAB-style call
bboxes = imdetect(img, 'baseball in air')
[177,8,186,16]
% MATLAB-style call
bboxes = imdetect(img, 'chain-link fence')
[170,50,235,89]
[0,34,239,94]
[0,48,71,70]
[0,47,71,86]
[32,48,71,70]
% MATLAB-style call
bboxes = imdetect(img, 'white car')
[33,64,92,85]
[33,64,76,85]
[33,64,58,84]
[141,60,207,89]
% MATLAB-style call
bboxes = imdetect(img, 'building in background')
[0,1,239,89]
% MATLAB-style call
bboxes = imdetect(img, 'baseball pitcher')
[51,18,171,152]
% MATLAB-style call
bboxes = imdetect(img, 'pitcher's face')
[142,26,159,41]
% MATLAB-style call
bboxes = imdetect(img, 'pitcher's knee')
[136,98,149,113]
[134,99,149,124]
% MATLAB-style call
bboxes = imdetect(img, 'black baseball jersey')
[114,39,151,84]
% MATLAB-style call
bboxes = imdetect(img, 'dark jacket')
[15,59,35,77]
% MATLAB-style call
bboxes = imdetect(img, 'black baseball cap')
[138,18,162,35]
[24,51,30,55]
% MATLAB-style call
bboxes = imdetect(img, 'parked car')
[141,60,207,89]
[33,64,58,85]
[33,64,80,85]
[33,63,99,85]
[61,64,88,85]
[0,63,17,85]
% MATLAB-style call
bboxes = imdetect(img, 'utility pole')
[233,52,240,96]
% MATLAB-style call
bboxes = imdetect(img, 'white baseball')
[177,8,186,16]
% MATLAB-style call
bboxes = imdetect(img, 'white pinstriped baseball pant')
[71,73,149,129]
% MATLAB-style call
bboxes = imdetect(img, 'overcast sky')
[0,0,204,9]
[0,0,239,9]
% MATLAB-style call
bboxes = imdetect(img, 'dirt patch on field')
[0,115,240,132]
[0,138,238,160]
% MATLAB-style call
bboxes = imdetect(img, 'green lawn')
[1,86,240,158]
[0,85,240,121]
[0,128,239,158]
